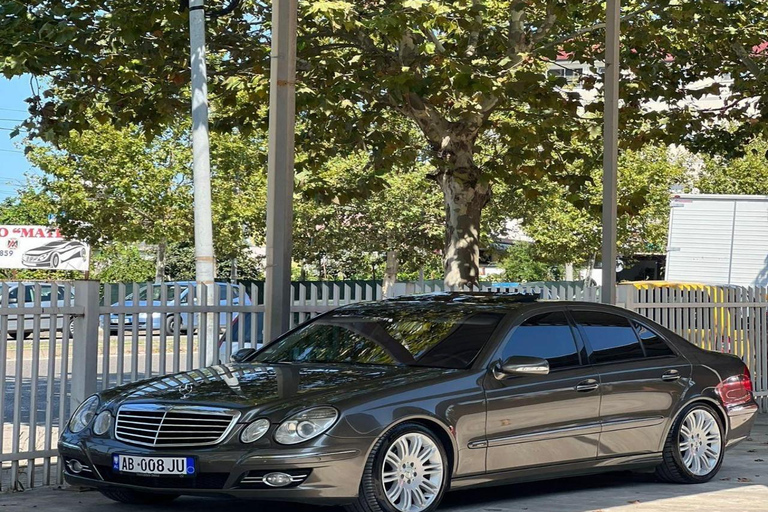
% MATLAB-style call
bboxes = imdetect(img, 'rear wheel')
[99,488,179,504]
[656,403,724,483]
[346,423,448,512]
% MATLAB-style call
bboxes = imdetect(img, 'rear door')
[484,306,601,471]
[568,307,691,457]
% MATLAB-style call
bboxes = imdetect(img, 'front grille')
[115,404,238,448]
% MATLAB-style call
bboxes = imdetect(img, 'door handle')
[662,369,681,382]
[575,379,599,392]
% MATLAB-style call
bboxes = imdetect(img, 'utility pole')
[602,0,620,305]
[264,0,299,343]
[188,0,217,362]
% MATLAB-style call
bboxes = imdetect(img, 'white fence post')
[71,280,100,411]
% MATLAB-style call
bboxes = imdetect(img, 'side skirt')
[449,453,663,491]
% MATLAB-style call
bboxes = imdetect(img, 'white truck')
[666,194,768,286]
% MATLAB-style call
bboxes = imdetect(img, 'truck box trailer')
[666,194,768,286]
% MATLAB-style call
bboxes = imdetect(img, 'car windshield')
[124,284,177,302]
[253,306,505,369]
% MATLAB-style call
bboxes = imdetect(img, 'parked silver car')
[1,282,75,339]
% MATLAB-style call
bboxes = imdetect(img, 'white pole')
[602,0,620,305]
[264,0,298,343]
[188,0,217,363]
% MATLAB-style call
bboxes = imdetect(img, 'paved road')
[1,417,766,512]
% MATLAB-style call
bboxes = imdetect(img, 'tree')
[292,152,445,285]
[27,123,193,281]
[495,145,687,267]
[499,242,560,283]
[3,1,768,285]
[697,137,768,195]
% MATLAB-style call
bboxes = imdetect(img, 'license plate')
[113,455,195,476]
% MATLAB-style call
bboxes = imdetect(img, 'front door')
[484,307,601,471]
[568,307,691,457]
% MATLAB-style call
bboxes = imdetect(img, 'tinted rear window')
[253,307,505,369]
[572,310,645,364]
[633,320,675,357]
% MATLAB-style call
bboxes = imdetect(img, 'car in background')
[62,293,758,510]
[1,282,75,339]
[107,281,251,333]
[21,240,87,268]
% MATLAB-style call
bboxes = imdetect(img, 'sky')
[0,75,41,201]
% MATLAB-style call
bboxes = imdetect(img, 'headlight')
[69,395,100,433]
[274,407,338,445]
[93,411,113,436]
[240,418,270,443]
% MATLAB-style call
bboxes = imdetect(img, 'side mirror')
[493,356,550,380]
[231,348,257,363]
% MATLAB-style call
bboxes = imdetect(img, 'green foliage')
[27,123,193,249]
[91,243,156,283]
[8,1,767,284]
[164,241,265,281]
[293,153,445,278]
[697,137,768,195]
[0,184,54,225]
[495,145,687,266]
[499,243,560,283]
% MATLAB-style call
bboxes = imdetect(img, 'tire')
[656,403,725,484]
[345,423,449,512]
[165,315,176,334]
[68,318,74,337]
[98,488,179,504]
[51,254,60,267]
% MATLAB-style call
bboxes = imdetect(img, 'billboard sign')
[0,225,90,271]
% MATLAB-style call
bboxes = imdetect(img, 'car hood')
[101,363,458,413]
[24,247,54,256]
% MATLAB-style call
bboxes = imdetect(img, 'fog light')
[263,472,293,487]
[67,459,84,474]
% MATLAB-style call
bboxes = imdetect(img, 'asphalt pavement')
[1,416,766,512]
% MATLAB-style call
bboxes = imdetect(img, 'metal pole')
[602,0,620,304]
[264,0,298,342]
[188,0,217,362]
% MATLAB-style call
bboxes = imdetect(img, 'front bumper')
[59,434,371,505]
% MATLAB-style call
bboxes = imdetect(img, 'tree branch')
[731,42,766,81]
[466,0,483,58]
[534,1,663,53]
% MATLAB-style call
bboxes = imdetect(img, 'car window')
[253,307,505,369]
[23,286,34,303]
[39,285,53,303]
[632,320,675,358]
[572,310,644,364]
[500,311,581,370]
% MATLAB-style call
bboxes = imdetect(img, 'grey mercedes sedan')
[59,293,758,512]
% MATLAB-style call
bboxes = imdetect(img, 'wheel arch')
[659,396,728,452]
[364,415,458,478]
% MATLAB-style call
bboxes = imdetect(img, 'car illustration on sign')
[21,240,87,268]
[59,293,758,512]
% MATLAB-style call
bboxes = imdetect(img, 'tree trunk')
[438,173,491,289]
[565,262,574,281]
[382,250,398,298]
[154,240,167,283]
[230,257,238,281]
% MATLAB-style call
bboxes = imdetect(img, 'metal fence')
[0,279,765,492]
[619,283,768,412]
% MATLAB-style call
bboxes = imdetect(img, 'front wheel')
[99,488,179,504]
[656,403,724,483]
[346,423,448,512]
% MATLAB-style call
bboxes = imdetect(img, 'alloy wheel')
[678,408,722,476]
[381,432,444,512]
